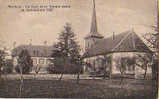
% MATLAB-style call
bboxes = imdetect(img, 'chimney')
[29,39,32,46]
[13,41,16,49]
[44,41,47,46]
[112,32,115,40]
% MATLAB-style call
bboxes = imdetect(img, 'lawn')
[0,75,157,99]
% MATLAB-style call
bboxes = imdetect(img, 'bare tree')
[102,55,111,79]
[0,50,6,80]
[142,25,158,80]
[135,53,151,79]
[34,65,41,79]
[115,56,135,85]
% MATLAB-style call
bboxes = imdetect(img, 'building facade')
[12,45,55,73]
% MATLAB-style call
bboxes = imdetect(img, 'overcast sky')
[0,0,157,49]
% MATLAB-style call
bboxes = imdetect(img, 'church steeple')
[90,0,98,34]
[84,0,104,50]
[85,0,104,39]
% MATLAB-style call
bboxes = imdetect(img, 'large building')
[83,0,152,79]
[12,45,55,73]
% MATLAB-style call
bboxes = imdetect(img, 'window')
[46,59,50,64]
[37,50,39,56]
[33,50,36,56]
[39,58,45,64]
[32,58,37,65]
[46,59,53,64]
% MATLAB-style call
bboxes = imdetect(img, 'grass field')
[0,74,157,99]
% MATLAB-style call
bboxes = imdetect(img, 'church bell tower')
[84,0,104,51]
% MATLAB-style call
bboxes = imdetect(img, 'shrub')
[47,61,82,74]
[2,59,13,74]
[46,64,55,74]
[15,64,32,74]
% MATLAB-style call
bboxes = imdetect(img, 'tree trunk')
[56,74,59,79]
[120,72,124,85]
[77,62,82,84]
[109,62,112,79]
[0,67,2,85]
[109,55,113,79]
[76,72,80,84]
[152,60,157,80]
[34,74,36,80]
[103,62,106,79]
[19,66,23,98]
[0,67,1,80]
[144,64,148,79]
[59,73,63,81]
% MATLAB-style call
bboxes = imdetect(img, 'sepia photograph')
[0,0,158,98]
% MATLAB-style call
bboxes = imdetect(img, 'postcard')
[0,0,158,98]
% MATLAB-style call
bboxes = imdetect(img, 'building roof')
[84,30,152,58]
[12,45,56,57]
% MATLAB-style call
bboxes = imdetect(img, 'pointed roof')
[85,0,104,39]
[84,30,152,58]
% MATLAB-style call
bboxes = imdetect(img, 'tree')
[51,23,82,81]
[135,53,151,79]
[115,56,135,85]
[34,65,41,79]
[102,55,111,79]
[15,49,33,74]
[142,25,158,80]
[14,49,33,97]
[140,24,158,98]
[2,59,13,74]
[0,50,6,78]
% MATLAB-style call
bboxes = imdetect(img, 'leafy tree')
[15,49,33,74]
[51,23,82,81]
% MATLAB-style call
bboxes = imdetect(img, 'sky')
[0,0,157,50]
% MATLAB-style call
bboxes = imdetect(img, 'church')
[83,0,152,79]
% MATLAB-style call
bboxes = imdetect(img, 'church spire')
[90,0,98,34]
[85,0,103,39]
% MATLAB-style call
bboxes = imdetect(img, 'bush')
[47,62,82,74]
[46,64,55,74]
[15,64,31,74]
[1,59,13,74]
